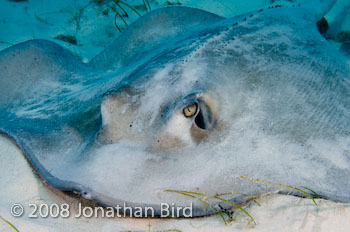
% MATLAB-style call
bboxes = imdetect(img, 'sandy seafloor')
[1,0,350,231]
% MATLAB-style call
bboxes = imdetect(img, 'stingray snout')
[97,87,219,151]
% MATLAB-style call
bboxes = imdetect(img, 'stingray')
[1,0,350,217]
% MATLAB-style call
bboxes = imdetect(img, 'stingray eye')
[183,103,198,118]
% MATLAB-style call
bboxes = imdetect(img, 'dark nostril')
[193,100,215,130]
[195,110,206,129]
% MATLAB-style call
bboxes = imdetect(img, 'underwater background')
[1,0,349,62]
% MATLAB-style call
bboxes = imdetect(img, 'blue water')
[0,0,349,60]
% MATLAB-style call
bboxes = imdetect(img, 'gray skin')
[1,2,350,217]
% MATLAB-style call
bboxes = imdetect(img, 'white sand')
[0,135,350,232]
